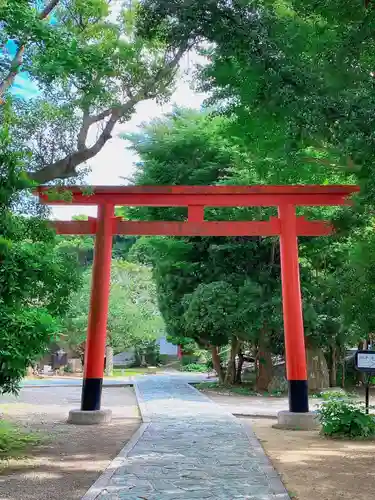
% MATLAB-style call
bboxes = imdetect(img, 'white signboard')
[357,352,375,370]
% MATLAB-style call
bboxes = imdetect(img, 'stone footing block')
[273,410,320,431]
[68,409,112,425]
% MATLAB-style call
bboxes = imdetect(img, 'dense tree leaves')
[125,109,287,382]
[138,1,375,205]
[125,106,371,386]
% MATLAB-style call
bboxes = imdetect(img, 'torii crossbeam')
[38,185,359,420]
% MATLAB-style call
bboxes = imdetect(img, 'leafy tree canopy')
[0,0,194,184]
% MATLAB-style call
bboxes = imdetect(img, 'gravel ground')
[242,417,375,500]
[0,386,140,500]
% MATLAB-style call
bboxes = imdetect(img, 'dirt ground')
[242,417,375,500]
[0,386,140,500]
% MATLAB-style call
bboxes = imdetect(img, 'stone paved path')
[87,376,290,500]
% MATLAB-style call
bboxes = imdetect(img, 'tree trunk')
[256,349,273,391]
[140,354,147,367]
[329,345,337,387]
[105,345,114,376]
[341,356,346,389]
[235,350,245,384]
[224,337,240,385]
[79,341,86,367]
[211,346,224,384]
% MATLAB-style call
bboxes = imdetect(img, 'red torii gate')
[38,184,359,419]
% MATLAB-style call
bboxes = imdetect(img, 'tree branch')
[77,109,91,151]
[40,0,61,19]
[302,155,361,172]
[0,46,25,102]
[28,42,189,184]
[29,102,134,184]
[0,0,61,101]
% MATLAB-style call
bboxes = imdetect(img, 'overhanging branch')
[28,42,189,184]
[0,0,62,102]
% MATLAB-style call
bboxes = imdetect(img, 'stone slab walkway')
[83,376,290,500]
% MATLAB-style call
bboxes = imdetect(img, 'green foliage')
[0,108,81,394]
[319,390,350,401]
[317,396,375,439]
[136,1,375,379]
[194,381,257,396]
[127,109,285,357]
[181,354,199,366]
[138,1,366,192]
[181,363,207,373]
[0,420,41,458]
[125,103,375,385]
[184,281,238,347]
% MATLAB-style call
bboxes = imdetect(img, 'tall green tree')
[138,1,372,196]
[0,106,81,394]
[125,109,287,386]
[137,1,375,385]
[126,107,370,388]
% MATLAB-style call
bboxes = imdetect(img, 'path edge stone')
[240,419,291,499]
[81,421,150,500]
[133,378,151,422]
[81,378,148,500]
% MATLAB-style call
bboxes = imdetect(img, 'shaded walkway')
[84,376,290,499]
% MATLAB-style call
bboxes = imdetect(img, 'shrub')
[317,396,375,439]
[181,363,207,372]
[181,355,199,366]
[320,390,347,400]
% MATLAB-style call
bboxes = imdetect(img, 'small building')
[158,337,178,356]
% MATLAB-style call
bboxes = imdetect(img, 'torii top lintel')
[38,184,359,207]
[37,185,359,237]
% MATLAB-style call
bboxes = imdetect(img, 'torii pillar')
[279,204,308,414]
[81,204,114,412]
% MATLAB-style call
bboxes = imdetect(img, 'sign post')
[354,350,375,414]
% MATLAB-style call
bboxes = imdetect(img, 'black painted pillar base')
[288,380,309,413]
[81,378,103,411]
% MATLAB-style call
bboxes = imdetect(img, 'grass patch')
[180,363,207,373]
[194,382,258,396]
[194,381,286,397]
[0,420,42,459]
[109,367,163,377]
